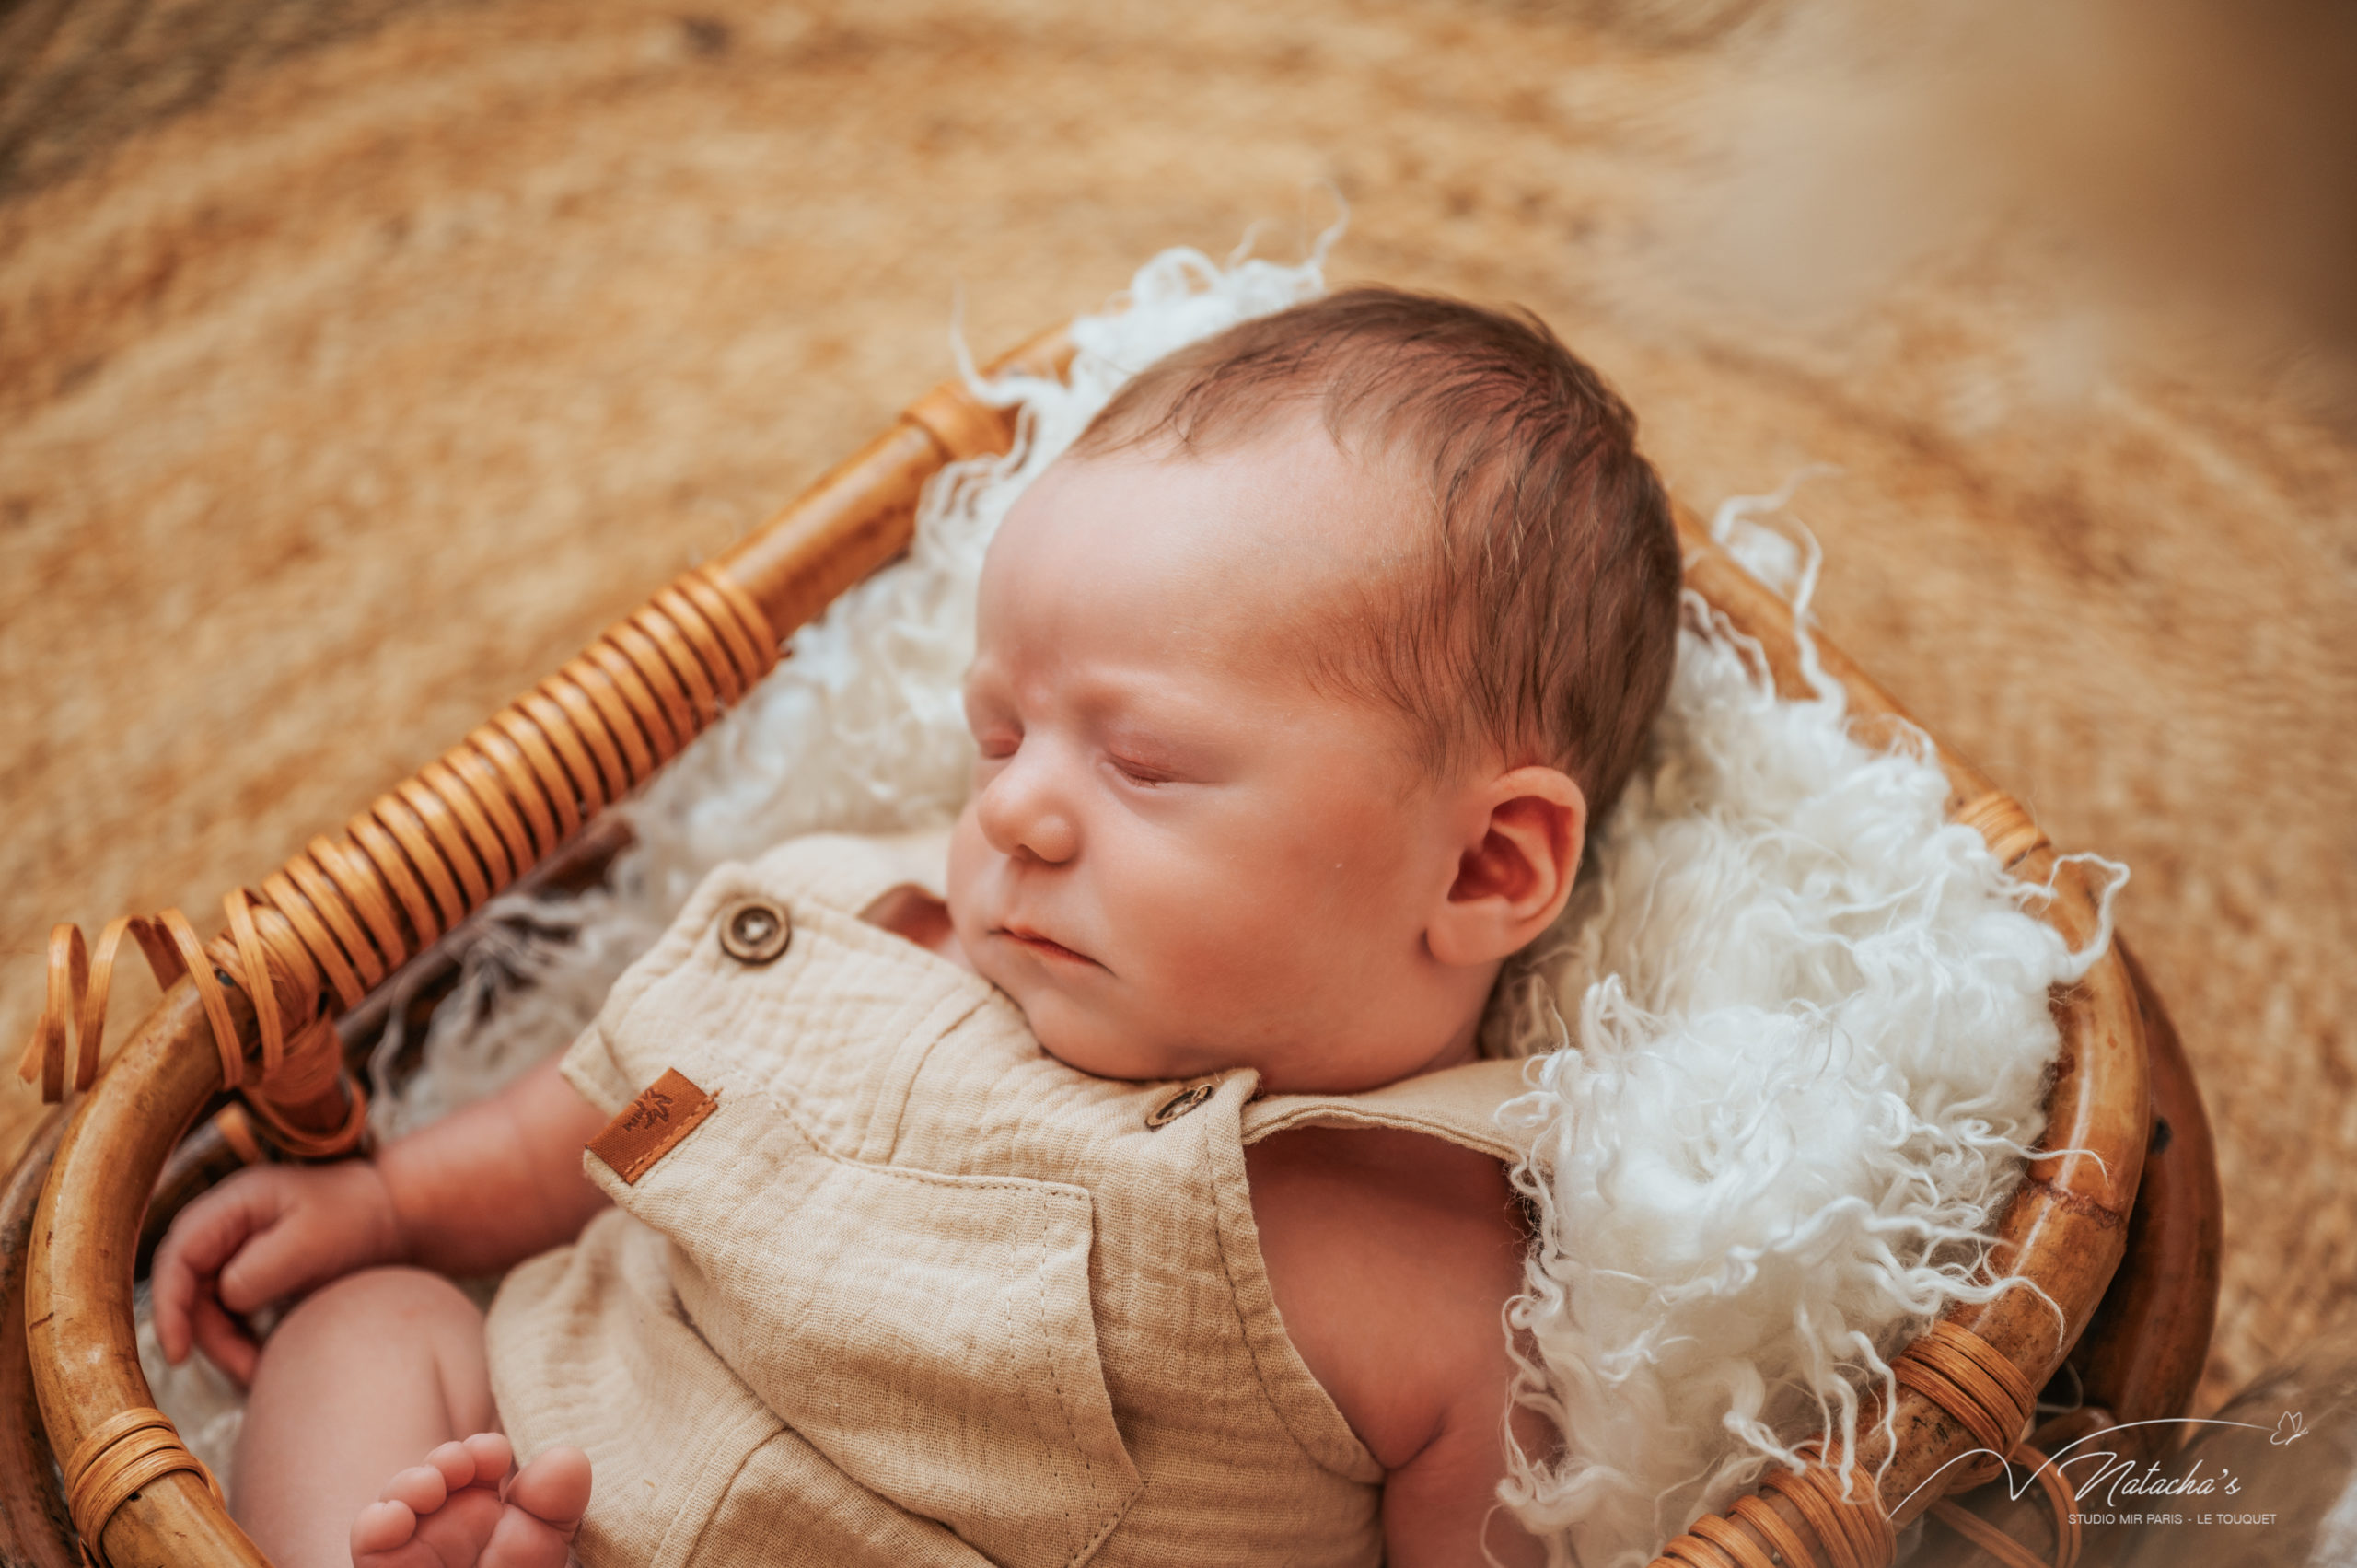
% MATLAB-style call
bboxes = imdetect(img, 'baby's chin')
[1006,986,1227,1086]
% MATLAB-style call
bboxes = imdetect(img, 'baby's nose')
[975,753,1079,865]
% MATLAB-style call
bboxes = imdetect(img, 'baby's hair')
[1072,285,1681,822]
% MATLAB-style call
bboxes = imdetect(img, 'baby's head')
[947,287,1679,1093]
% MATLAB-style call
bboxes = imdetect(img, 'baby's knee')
[266,1266,486,1373]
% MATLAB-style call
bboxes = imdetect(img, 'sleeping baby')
[150,286,1682,1568]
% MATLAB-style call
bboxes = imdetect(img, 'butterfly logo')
[2271,1411,2308,1446]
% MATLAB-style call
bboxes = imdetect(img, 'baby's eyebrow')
[1066,672,1191,726]
[1095,722,1190,760]
[1086,694,1237,767]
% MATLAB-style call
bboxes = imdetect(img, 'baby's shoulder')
[1243,1123,1530,1472]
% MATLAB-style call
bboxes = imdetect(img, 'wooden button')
[718,899,791,965]
[1146,1085,1214,1128]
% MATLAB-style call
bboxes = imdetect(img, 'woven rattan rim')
[19,322,2146,1568]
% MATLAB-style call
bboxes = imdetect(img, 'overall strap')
[1238,1057,1529,1163]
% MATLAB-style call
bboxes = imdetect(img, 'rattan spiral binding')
[1898,1321,2039,1460]
[62,1406,223,1568]
[17,563,778,1158]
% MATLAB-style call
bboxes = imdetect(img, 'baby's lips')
[999,923,1100,968]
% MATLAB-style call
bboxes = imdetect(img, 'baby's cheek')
[944,807,989,932]
[1235,811,1419,951]
[1145,875,1328,1021]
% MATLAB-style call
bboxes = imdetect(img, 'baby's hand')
[150,1159,405,1384]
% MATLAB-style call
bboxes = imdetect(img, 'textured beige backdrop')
[3,0,2351,1412]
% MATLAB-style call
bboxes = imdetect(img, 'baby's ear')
[1427,767,1585,968]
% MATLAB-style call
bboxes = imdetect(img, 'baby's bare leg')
[234,1267,496,1565]
[234,1267,587,1568]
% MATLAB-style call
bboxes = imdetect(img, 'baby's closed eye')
[1106,752,1178,787]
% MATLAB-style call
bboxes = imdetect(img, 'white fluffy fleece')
[143,249,2119,1568]
[1487,492,2119,1564]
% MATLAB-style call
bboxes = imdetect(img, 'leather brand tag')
[587,1068,718,1185]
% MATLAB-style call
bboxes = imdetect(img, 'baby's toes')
[506,1446,591,1530]
[402,1488,506,1567]
[353,1441,513,1568]
[422,1439,481,1492]
[352,1499,421,1562]
[480,1447,591,1568]
[383,1462,452,1515]
[461,1431,516,1489]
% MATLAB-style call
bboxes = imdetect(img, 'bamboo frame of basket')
[12,323,2162,1568]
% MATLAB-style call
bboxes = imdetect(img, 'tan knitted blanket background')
[3,0,2351,1414]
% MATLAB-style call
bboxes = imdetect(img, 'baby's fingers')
[214,1161,399,1313]
[152,1187,269,1363]
[215,1197,349,1314]
[150,1240,198,1365]
[189,1290,260,1386]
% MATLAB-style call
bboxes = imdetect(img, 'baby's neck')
[1243,1020,1487,1098]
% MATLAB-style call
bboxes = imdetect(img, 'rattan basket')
[0,322,2219,1568]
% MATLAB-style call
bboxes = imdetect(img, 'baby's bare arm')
[1381,1397,1556,1568]
[152,1055,610,1378]
[1246,1126,1550,1567]
[377,1053,613,1275]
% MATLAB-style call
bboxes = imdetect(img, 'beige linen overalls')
[486,834,1527,1568]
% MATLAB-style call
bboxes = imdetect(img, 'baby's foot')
[351,1432,592,1568]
